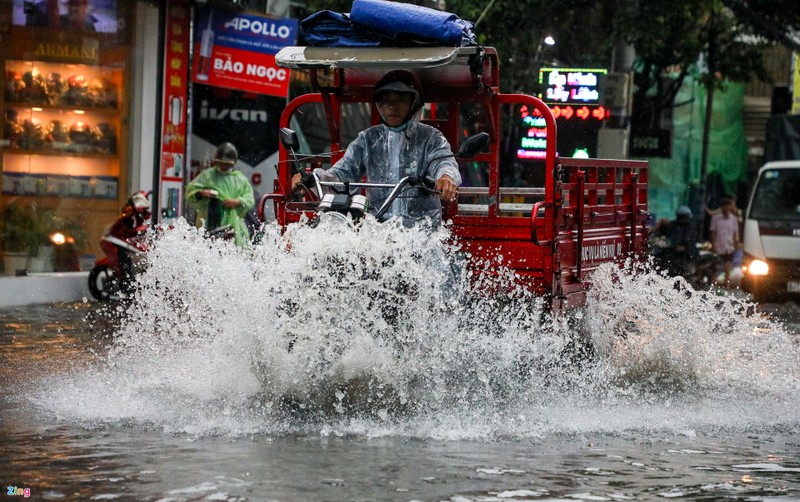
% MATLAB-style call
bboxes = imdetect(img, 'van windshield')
[749,168,800,221]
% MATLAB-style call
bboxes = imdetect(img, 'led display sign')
[518,105,547,159]
[513,68,610,160]
[538,68,607,106]
[514,68,610,160]
[550,105,608,121]
[516,105,608,160]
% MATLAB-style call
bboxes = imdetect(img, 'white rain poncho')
[314,120,461,226]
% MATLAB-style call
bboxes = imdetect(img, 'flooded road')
[1,222,799,501]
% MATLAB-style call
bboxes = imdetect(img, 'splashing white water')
[31,219,800,438]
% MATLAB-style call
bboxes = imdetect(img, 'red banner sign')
[196,46,289,96]
[158,0,191,221]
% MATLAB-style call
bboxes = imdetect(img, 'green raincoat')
[186,167,255,247]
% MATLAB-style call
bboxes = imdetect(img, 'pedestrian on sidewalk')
[709,197,740,287]
[186,142,254,247]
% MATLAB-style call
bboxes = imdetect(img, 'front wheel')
[88,265,119,301]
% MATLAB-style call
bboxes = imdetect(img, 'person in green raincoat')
[186,142,255,247]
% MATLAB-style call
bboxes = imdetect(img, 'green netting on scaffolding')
[646,71,748,220]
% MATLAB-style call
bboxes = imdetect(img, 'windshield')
[749,168,800,221]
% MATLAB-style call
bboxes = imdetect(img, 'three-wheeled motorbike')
[259,45,649,312]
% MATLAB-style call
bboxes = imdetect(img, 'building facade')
[0,0,298,274]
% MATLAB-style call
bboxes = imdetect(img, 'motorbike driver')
[186,142,255,247]
[652,205,698,277]
[291,70,461,226]
[108,191,150,239]
[99,191,151,290]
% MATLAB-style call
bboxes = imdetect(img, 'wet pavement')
[1,290,800,500]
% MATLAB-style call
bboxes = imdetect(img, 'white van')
[741,160,800,302]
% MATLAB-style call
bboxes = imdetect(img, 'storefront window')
[1,0,132,274]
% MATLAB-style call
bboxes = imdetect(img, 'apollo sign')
[223,18,294,39]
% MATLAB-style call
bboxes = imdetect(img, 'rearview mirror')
[457,132,490,158]
[280,127,300,151]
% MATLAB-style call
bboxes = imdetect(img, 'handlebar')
[373,175,436,221]
[297,172,438,222]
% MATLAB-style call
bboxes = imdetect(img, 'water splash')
[31,219,800,438]
[587,264,799,396]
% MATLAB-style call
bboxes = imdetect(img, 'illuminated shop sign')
[538,68,607,106]
[550,105,608,121]
[516,102,608,160]
[518,105,547,159]
[192,5,298,97]
[517,69,610,159]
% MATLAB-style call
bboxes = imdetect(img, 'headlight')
[746,259,769,276]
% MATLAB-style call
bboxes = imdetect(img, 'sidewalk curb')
[0,272,91,307]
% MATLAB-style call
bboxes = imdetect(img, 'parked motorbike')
[88,191,151,301]
[87,190,236,301]
[684,242,722,289]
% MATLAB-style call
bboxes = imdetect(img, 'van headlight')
[746,259,769,276]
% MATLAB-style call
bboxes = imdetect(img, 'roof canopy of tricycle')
[275,45,500,103]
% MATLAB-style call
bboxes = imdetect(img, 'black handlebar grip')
[301,173,316,188]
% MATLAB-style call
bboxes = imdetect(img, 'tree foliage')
[615,0,791,127]
[299,0,800,116]
[446,0,617,93]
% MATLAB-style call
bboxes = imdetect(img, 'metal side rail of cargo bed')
[449,157,649,310]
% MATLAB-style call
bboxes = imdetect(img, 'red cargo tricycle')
[259,45,649,312]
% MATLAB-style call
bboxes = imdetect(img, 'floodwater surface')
[1,219,799,501]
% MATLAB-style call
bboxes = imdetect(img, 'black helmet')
[374,70,424,114]
[215,142,238,164]
[675,205,692,218]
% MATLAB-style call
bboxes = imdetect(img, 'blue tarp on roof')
[300,10,381,47]
[300,0,476,48]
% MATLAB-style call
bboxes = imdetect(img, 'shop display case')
[2,59,122,199]
[0,4,134,273]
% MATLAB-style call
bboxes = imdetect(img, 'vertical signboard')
[158,0,190,222]
[191,5,297,97]
[792,53,800,115]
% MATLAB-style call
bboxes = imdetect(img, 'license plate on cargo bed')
[788,281,800,293]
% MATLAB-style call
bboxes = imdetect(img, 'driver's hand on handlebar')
[435,175,458,202]
[292,172,316,190]
[291,173,302,191]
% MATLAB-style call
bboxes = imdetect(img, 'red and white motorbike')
[88,191,151,301]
